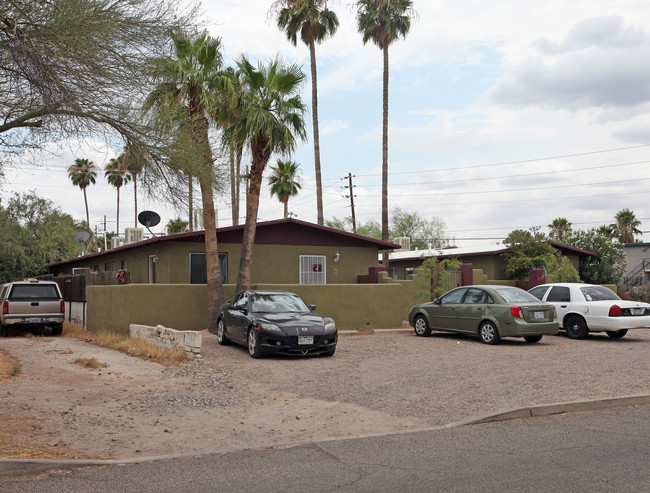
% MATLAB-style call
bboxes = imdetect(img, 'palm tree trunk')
[284,198,289,219]
[116,187,120,237]
[234,145,243,226]
[188,173,194,231]
[83,188,90,231]
[230,144,237,225]
[381,45,390,271]
[133,176,138,227]
[236,138,268,293]
[309,39,324,226]
[190,100,223,331]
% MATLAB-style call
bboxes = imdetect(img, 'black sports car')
[216,290,337,358]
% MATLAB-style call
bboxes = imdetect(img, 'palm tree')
[269,159,302,218]
[104,155,132,237]
[273,0,339,226]
[121,145,145,228]
[232,56,307,293]
[68,158,98,230]
[612,208,641,244]
[144,31,232,330]
[548,217,572,242]
[166,217,189,234]
[355,0,416,270]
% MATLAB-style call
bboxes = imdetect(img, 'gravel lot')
[0,328,648,460]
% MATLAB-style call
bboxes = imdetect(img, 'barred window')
[299,255,326,284]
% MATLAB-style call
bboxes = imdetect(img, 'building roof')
[386,240,597,263]
[51,218,400,268]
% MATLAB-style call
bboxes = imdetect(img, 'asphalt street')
[1,404,648,492]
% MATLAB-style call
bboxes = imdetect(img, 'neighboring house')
[49,218,398,285]
[384,241,597,281]
[622,243,650,289]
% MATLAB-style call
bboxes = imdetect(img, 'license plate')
[298,336,313,345]
[631,308,645,315]
[534,312,544,320]
[30,318,42,323]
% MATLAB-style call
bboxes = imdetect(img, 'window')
[233,293,248,309]
[105,262,115,272]
[300,255,326,284]
[121,260,128,270]
[529,285,550,301]
[388,267,398,280]
[547,286,570,302]
[463,288,486,304]
[189,253,227,284]
[441,288,466,304]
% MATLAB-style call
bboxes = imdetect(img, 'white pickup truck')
[0,280,65,337]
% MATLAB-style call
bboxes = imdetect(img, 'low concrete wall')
[129,324,202,357]
[87,279,421,335]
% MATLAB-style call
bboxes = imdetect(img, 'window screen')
[300,255,326,284]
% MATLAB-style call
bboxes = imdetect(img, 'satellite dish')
[138,210,161,237]
[72,231,92,255]
[138,210,161,228]
[72,231,91,244]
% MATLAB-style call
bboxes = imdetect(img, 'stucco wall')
[87,279,420,335]
[56,243,379,285]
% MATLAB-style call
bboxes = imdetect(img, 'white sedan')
[528,283,650,339]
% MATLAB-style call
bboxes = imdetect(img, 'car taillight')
[60,300,65,314]
[2,301,7,315]
[553,306,557,318]
[608,304,623,316]
[510,306,523,319]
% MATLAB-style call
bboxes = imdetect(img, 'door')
[545,286,572,326]
[456,288,489,333]
[227,293,250,343]
[428,288,467,331]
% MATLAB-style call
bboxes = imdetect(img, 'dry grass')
[0,348,21,380]
[63,322,189,365]
[73,357,106,370]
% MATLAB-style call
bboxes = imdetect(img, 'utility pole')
[343,173,357,233]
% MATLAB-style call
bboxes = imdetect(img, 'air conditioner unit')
[111,236,125,249]
[124,227,144,244]
[393,236,411,251]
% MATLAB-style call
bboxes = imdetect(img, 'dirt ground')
[0,328,649,460]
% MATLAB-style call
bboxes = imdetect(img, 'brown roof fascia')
[50,218,399,268]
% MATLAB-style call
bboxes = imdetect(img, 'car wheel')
[479,321,500,345]
[0,325,7,337]
[51,325,62,336]
[524,335,543,343]
[565,316,588,339]
[217,319,231,345]
[247,328,263,358]
[413,315,431,337]
[606,329,628,339]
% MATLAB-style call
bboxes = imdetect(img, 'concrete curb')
[1,394,648,477]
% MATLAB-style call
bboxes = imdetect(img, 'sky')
[4,0,650,245]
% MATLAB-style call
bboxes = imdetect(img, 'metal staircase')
[623,258,650,290]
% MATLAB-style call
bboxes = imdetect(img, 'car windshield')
[494,288,540,304]
[251,294,310,313]
[580,286,620,301]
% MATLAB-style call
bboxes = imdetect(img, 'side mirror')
[433,298,441,305]
[309,304,316,311]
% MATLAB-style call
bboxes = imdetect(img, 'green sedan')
[408,285,559,345]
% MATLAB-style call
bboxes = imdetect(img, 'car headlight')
[257,322,282,333]
[324,321,337,333]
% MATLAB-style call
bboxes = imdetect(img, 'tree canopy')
[0,192,81,281]
[563,229,626,285]
[0,0,197,173]
[502,228,556,281]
